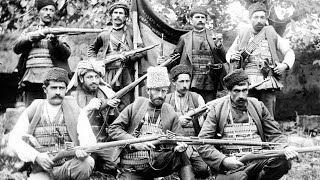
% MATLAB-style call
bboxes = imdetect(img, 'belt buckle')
[210,63,223,70]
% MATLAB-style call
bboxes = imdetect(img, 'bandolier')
[33,104,72,166]
[23,36,53,84]
[220,105,262,157]
[121,108,164,171]
[242,32,283,90]
[191,30,216,90]
[105,27,131,88]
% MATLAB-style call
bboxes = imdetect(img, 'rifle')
[94,53,181,138]
[238,146,320,164]
[41,27,105,36]
[103,44,160,65]
[184,78,271,120]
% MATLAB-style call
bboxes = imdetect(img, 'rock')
[288,135,314,147]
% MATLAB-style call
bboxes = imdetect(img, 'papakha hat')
[44,67,69,85]
[147,66,170,88]
[190,5,208,17]
[248,2,268,17]
[109,2,130,16]
[223,69,249,90]
[35,0,56,11]
[170,64,192,81]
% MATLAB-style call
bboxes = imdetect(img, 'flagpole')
[132,0,139,99]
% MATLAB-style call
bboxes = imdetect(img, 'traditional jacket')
[165,91,204,135]
[197,95,288,171]
[13,22,71,77]
[87,25,145,88]
[173,29,227,91]
[109,97,183,140]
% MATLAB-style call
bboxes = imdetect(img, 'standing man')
[158,6,227,102]
[109,66,195,180]
[165,64,210,179]
[8,68,97,180]
[88,2,145,111]
[13,0,71,106]
[67,60,121,177]
[197,69,298,180]
[226,2,295,117]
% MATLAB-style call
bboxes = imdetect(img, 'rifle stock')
[238,146,320,163]
[103,44,160,65]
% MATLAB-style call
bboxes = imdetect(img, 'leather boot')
[179,165,195,180]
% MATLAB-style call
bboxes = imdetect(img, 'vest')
[165,92,200,136]
[26,39,53,68]
[121,111,163,170]
[220,107,262,156]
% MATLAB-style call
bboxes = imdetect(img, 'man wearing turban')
[67,59,120,177]
[197,69,298,180]
[226,2,295,118]
[13,0,71,106]
[9,68,97,180]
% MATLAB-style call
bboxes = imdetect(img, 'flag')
[131,0,189,73]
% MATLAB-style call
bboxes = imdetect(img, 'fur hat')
[170,64,192,81]
[44,67,69,85]
[35,0,56,11]
[109,2,130,16]
[147,66,170,88]
[190,6,208,17]
[223,69,249,90]
[248,2,268,17]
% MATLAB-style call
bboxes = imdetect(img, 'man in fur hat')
[158,5,227,103]
[226,2,295,118]
[13,0,71,106]
[109,66,196,180]
[88,2,146,112]
[67,59,120,177]
[197,69,298,180]
[8,68,97,180]
[165,64,210,179]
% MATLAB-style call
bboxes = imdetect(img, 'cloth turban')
[44,67,69,85]
[35,0,56,11]
[67,60,107,92]
[170,64,191,81]
[248,2,268,17]
[147,66,170,88]
[223,69,249,90]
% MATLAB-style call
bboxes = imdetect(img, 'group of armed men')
[8,0,298,180]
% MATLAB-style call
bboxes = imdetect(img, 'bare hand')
[130,142,155,151]
[230,52,241,62]
[179,115,192,127]
[157,56,166,65]
[75,149,88,161]
[85,98,102,112]
[107,98,121,108]
[28,30,46,41]
[273,63,288,76]
[174,142,188,152]
[284,146,298,160]
[222,156,244,170]
[35,153,54,172]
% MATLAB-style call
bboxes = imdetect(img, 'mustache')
[51,95,63,100]
[154,97,164,101]
[90,82,98,86]
[197,22,205,25]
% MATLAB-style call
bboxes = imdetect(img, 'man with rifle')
[165,64,210,179]
[13,0,71,106]
[108,66,196,180]
[226,2,295,118]
[197,69,298,180]
[157,5,227,102]
[8,68,97,180]
[88,2,146,111]
[67,59,120,177]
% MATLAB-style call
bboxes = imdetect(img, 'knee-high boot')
[179,165,195,180]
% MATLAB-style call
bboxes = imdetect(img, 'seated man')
[67,59,120,176]
[165,64,210,179]
[9,67,97,180]
[197,69,298,180]
[108,66,195,180]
